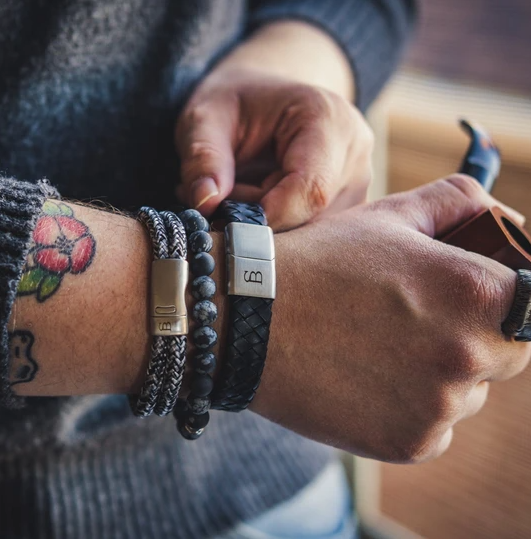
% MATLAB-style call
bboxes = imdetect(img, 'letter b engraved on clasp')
[225,223,276,299]
[244,270,263,285]
[150,259,189,336]
[227,255,275,299]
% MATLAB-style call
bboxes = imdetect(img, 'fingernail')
[191,177,219,209]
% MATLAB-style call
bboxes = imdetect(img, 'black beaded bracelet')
[174,209,218,440]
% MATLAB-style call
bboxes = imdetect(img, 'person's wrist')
[248,230,295,416]
[212,20,355,101]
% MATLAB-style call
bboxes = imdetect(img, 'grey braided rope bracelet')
[154,211,188,416]
[131,207,188,418]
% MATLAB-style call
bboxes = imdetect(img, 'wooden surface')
[375,74,531,539]
[406,0,531,96]
[380,368,531,539]
[385,74,531,219]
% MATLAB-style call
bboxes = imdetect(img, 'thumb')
[383,174,525,238]
[176,101,236,215]
[261,120,349,231]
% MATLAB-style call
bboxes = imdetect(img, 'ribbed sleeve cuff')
[0,178,59,409]
[248,0,417,112]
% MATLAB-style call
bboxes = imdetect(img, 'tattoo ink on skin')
[17,200,96,302]
[9,330,39,385]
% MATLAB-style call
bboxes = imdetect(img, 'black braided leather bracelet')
[210,201,275,412]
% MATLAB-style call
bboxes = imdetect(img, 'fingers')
[175,98,237,215]
[433,428,454,460]
[487,339,531,382]
[260,121,346,231]
[376,174,510,239]
[261,95,373,231]
[376,174,531,383]
[462,381,489,419]
[439,256,531,383]
[416,382,489,462]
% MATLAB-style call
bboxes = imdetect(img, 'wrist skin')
[214,20,355,101]
[6,203,288,401]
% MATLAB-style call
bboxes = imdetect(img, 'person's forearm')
[216,21,355,101]
[7,201,229,396]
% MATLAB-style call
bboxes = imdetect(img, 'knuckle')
[306,173,332,214]
[408,430,453,464]
[306,87,334,115]
[367,192,410,220]
[292,86,334,122]
[462,262,504,323]
[428,388,458,423]
[386,393,458,464]
[403,425,453,464]
[443,173,485,199]
[183,102,210,126]
[186,140,223,164]
[439,335,483,381]
[389,432,437,464]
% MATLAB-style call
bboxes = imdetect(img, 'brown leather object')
[442,206,531,271]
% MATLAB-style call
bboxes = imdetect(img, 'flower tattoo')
[17,201,96,302]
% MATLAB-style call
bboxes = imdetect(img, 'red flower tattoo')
[17,201,96,302]
[32,215,95,274]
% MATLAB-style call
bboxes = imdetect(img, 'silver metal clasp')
[226,222,276,299]
[150,259,189,336]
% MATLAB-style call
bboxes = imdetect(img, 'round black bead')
[193,300,217,326]
[189,230,213,254]
[188,395,211,415]
[193,326,218,349]
[177,416,203,440]
[187,411,210,429]
[193,352,216,375]
[192,276,216,300]
[190,252,215,277]
[179,209,209,235]
[191,374,214,397]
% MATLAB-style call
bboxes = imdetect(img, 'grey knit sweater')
[0,1,416,537]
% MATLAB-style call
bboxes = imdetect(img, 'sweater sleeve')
[0,177,58,409]
[247,0,417,112]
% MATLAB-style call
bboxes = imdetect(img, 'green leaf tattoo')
[17,202,96,302]
[42,200,74,217]
[37,274,62,302]
[17,267,48,295]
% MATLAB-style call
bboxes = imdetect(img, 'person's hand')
[175,68,373,231]
[252,174,530,463]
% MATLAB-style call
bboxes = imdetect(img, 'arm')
[216,20,356,101]
[246,0,417,110]
[176,1,417,230]
[8,199,154,396]
[4,176,530,464]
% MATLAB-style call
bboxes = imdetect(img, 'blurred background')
[356,1,531,538]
